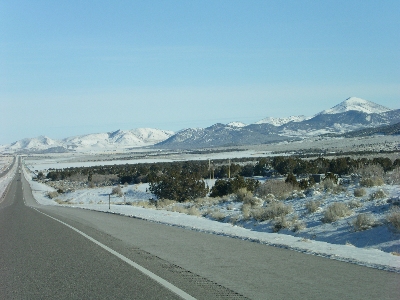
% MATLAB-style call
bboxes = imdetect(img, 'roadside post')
[109,194,111,209]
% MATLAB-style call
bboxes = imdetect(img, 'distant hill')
[334,122,400,138]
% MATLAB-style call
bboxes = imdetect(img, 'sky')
[1,0,399,145]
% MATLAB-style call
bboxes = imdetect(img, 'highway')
[0,161,399,299]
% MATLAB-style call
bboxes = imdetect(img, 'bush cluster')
[322,202,351,223]
[353,188,366,197]
[352,213,376,231]
[47,191,59,199]
[386,208,400,231]
[256,180,297,200]
[304,200,322,213]
[251,202,293,222]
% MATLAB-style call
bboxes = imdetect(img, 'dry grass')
[130,200,155,209]
[155,199,176,208]
[54,199,69,205]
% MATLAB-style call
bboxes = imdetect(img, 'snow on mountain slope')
[256,115,310,126]
[8,136,62,150]
[227,121,246,127]
[3,128,175,153]
[64,128,174,149]
[318,97,392,115]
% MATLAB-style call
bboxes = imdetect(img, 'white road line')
[31,207,197,300]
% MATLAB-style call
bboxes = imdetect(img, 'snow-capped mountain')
[156,97,399,149]
[2,97,399,152]
[256,115,311,126]
[227,121,247,127]
[317,97,391,115]
[8,136,62,151]
[63,128,174,149]
[2,128,174,153]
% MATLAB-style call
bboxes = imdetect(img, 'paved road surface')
[1,162,399,299]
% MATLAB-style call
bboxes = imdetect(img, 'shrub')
[354,188,366,197]
[387,167,400,185]
[241,204,252,220]
[322,179,336,191]
[171,206,188,214]
[292,219,307,232]
[235,188,253,202]
[352,213,376,231]
[322,202,351,223]
[386,208,400,231]
[251,202,293,222]
[155,199,176,208]
[256,180,296,200]
[47,191,59,199]
[111,186,123,197]
[272,217,291,232]
[369,189,387,200]
[305,200,322,213]
[347,199,363,209]
[236,188,262,207]
[354,164,384,179]
[187,206,201,217]
[360,177,384,187]
[210,210,226,221]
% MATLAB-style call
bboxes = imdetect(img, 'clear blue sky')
[1,0,399,144]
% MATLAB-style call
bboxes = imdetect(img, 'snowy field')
[23,134,400,171]
[22,163,400,273]
[0,156,13,172]
[0,158,17,200]
[23,149,277,171]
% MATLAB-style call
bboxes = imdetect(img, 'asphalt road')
[1,162,399,299]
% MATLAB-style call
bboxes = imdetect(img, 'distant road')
[0,161,399,299]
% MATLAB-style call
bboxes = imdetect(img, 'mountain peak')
[318,97,392,115]
[227,121,246,127]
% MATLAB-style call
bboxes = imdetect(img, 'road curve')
[1,161,399,299]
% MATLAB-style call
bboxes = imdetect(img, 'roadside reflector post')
[109,194,111,209]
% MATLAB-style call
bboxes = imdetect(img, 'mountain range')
[1,97,399,153]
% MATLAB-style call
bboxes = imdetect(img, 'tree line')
[44,156,400,202]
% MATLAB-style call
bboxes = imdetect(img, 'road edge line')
[31,207,197,300]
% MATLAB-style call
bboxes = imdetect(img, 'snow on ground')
[22,166,400,273]
[24,150,278,170]
[0,159,17,199]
